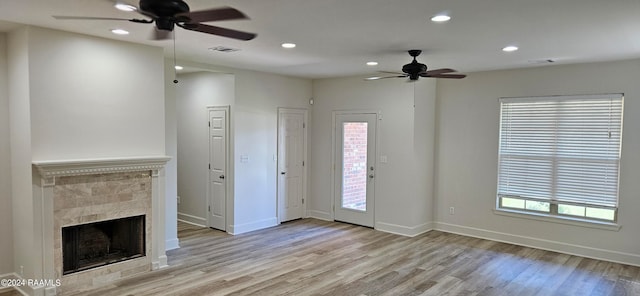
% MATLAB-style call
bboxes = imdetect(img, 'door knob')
[281,172,286,175]
[369,174,374,179]
[219,175,225,179]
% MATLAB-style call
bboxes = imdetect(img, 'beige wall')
[435,59,640,265]
[0,33,13,275]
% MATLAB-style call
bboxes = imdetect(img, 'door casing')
[331,110,380,228]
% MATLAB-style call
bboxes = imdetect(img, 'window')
[496,94,623,223]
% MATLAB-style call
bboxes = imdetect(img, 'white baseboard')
[375,221,434,237]
[1,272,37,296]
[307,210,332,221]
[435,222,640,267]
[165,238,180,251]
[229,217,278,235]
[0,273,15,293]
[177,212,207,227]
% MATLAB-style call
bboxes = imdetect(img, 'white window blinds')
[497,94,623,208]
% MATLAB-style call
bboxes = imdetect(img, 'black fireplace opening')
[62,215,145,275]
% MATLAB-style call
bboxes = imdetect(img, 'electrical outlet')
[449,207,455,215]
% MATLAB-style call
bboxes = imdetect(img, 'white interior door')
[334,112,377,227]
[278,109,306,222]
[208,107,228,231]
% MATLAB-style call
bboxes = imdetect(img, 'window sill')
[493,208,621,231]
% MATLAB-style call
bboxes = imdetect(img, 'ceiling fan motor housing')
[140,0,190,30]
[402,61,427,80]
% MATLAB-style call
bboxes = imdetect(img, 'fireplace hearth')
[62,215,146,275]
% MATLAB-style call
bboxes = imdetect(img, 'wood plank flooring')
[59,219,639,296]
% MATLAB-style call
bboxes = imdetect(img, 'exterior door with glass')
[334,112,377,227]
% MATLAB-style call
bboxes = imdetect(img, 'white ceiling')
[1,0,639,79]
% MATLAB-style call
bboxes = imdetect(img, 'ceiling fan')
[53,0,256,41]
[368,50,466,81]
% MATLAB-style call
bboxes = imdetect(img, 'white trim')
[165,238,180,251]
[1,273,35,296]
[308,210,333,221]
[178,212,207,227]
[434,222,640,267]
[500,93,624,103]
[493,208,621,231]
[228,217,278,235]
[375,221,434,237]
[32,156,171,179]
[332,110,380,228]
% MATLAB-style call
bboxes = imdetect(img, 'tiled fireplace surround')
[32,156,170,296]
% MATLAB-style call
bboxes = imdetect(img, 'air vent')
[209,46,240,53]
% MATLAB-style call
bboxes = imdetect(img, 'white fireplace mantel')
[33,156,171,182]
[31,156,171,296]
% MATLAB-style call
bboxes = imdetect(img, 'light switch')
[380,155,388,163]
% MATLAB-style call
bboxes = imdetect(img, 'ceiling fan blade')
[425,74,467,79]
[152,29,173,40]
[421,68,456,76]
[179,7,248,23]
[182,23,256,41]
[378,71,406,75]
[365,75,406,81]
[53,15,152,23]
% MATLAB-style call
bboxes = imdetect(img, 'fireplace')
[62,215,146,275]
[30,156,170,295]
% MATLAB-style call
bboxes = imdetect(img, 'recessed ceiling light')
[366,61,378,66]
[110,29,129,35]
[281,43,296,49]
[114,3,137,12]
[175,65,184,70]
[431,14,451,22]
[502,45,519,52]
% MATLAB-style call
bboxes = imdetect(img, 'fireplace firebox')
[62,215,146,275]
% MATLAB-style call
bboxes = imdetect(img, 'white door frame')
[331,110,380,226]
[277,108,309,223]
[206,106,230,231]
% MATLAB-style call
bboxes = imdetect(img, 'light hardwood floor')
[54,219,640,296]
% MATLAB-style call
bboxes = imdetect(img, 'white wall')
[232,69,311,234]
[164,60,178,250]
[310,77,436,236]
[435,59,640,265]
[171,61,311,234]
[176,71,234,227]
[0,32,14,275]
[8,27,35,279]
[7,26,169,280]
[27,28,165,161]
